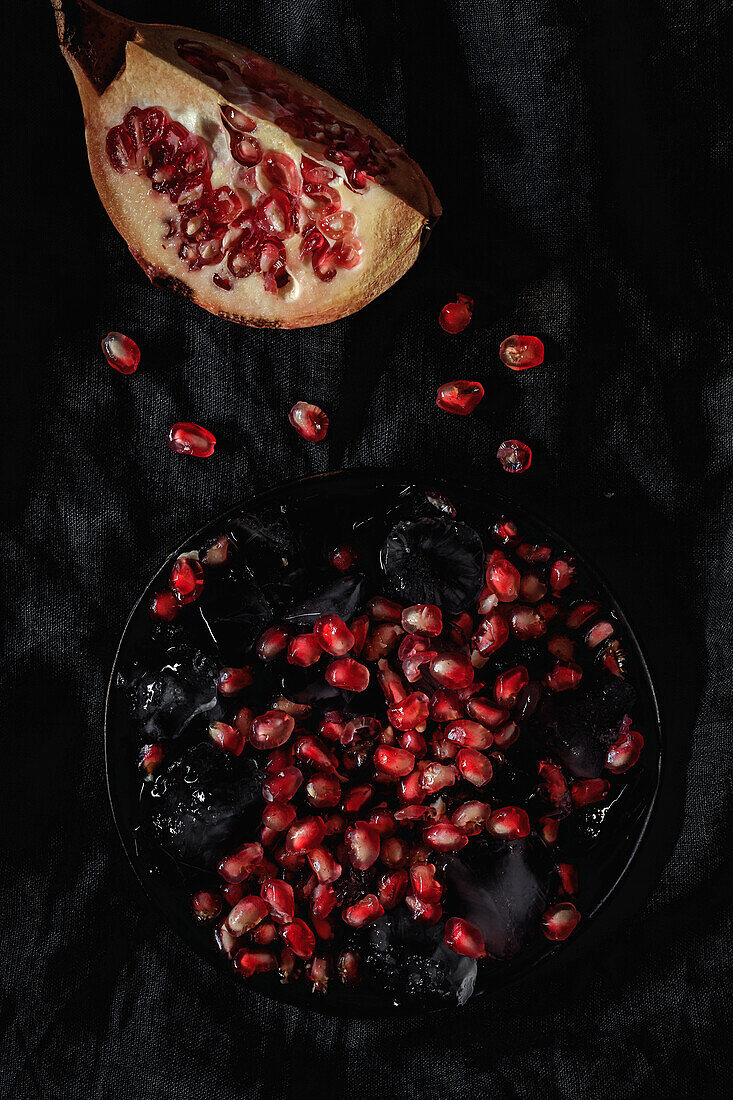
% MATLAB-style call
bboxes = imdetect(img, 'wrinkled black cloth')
[3,1,731,1097]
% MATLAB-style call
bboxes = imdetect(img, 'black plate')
[105,469,663,1016]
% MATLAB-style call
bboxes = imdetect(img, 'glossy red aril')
[445,917,486,958]
[429,690,464,722]
[606,726,644,773]
[282,918,316,959]
[499,334,545,370]
[472,612,509,657]
[405,895,442,924]
[401,604,443,636]
[419,762,458,793]
[541,902,581,941]
[374,745,416,777]
[286,817,326,853]
[149,590,178,622]
[325,658,370,692]
[234,949,278,977]
[344,822,381,870]
[586,620,614,648]
[343,895,384,928]
[465,698,508,728]
[314,615,355,656]
[429,652,474,690]
[486,555,521,602]
[208,720,246,756]
[378,869,410,910]
[287,633,322,667]
[550,558,576,593]
[169,555,204,604]
[342,784,373,813]
[445,720,493,750]
[289,401,329,441]
[250,711,295,750]
[565,600,601,629]
[262,766,303,803]
[456,747,493,787]
[311,882,337,919]
[257,625,290,661]
[101,331,140,373]
[305,773,341,808]
[226,894,268,934]
[308,847,342,883]
[140,743,165,775]
[167,422,216,457]
[423,822,468,852]
[368,596,403,622]
[487,806,531,839]
[497,439,532,473]
[545,662,583,692]
[217,666,253,694]
[439,293,473,334]
[571,778,610,807]
[191,889,221,921]
[261,802,297,832]
[510,606,546,640]
[436,380,484,415]
[387,692,429,731]
[329,544,357,572]
[557,863,578,896]
[380,836,410,869]
[494,665,529,707]
[218,842,264,883]
[451,800,492,835]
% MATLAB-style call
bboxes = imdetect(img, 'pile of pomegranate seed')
[101,331,140,374]
[135,489,646,1001]
[439,294,473,334]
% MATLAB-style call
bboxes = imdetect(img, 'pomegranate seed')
[218,842,264,883]
[279,946,298,982]
[488,806,531,838]
[140,742,165,775]
[445,917,486,958]
[373,744,416,777]
[329,544,357,571]
[287,633,322,667]
[419,762,458,793]
[494,665,529,707]
[208,720,246,756]
[493,720,519,748]
[377,869,409,910]
[387,691,429,732]
[101,331,140,374]
[289,401,328,441]
[445,720,493,750]
[557,863,578,896]
[606,726,644,773]
[539,816,560,844]
[380,835,410,869]
[281,918,316,959]
[465,698,508,728]
[600,638,627,677]
[311,882,337,919]
[307,847,342,883]
[405,895,442,924]
[547,634,576,661]
[167,422,216,457]
[295,735,338,772]
[262,766,303,803]
[439,293,473,334]
[377,661,407,706]
[350,615,369,654]
[545,662,583,692]
[252,921,278,945]
[520,572,547,602]
[257,625,290,661]
[571,778,610,807]
[451,800,491,835]
[325,658,370,692]
[472,611,510,657]
[429,690,464,722]
[436,380,484,415]
[493,518,520,546]
[342,783,373,813]
[409,862,442,901]
[217,666,254,694]
[423,822,468,852]
[550,558,576,593]
[342,894,384,928]
[314,614,355,656]
[368,596,404,622]
[565,600,601,629]
[149,590,178,622]
[499,334,545,370]
[541,902,581,941]
[344,822,381,870]
[234,948,277,977]
[401,604,443,636]
[497,440,533,473]
[262,802,297,832]
[586,620,614,648]
[250,711,295,750]
[429,652,474,690]
[222,883,244,906]
[286,817,325,853]
[191,889,221,921]
[226,894,268,934]
[400,729,427,758]
[538,760,570,810]
[368,809,396,835]
[233,707,254,739]
[169,555,204,604]
[309,954,332,992]
[305,773,341,808]
[456,747,493,787]
[510,606,546,640]
[337,950,361,984]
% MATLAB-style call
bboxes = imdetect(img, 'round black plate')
[105,469,663,1016]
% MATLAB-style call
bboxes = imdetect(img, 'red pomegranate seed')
[429,690,463,722]
[217,666,254,694]
[445,917,486,958]
[487,806,530,839]
[465,698,508,728]
[233,948,277,977]
[191,889,221,921]
[262,766,303,803]
[485,553,521,600]
[436,380,484,415]
[380,835,410,869]
[278,946,298,982]
[342,894,384,928]
[510,606,546,641]
[287,633,322,667]
[281,918,316,959]
[606,726,644,773]
[323,543,355,573]
[305,773,341,808]
[337,949,361,984]
[419,762,458,793]
[565,600,601,629]
[289,401,328,442]
[295,735,339,772]
[429,652,474,690]
[400,729,427,757]
[257,626,290,661]
[387,691,429,732]
[349,615,369,655]
[218,842,264,883]
[233,707,254,739]
[493,518,520,546]
[325,658,370,692]
[373,745,415,777]
[456,747,493,787]
[344,822,381,870]
[377,661,407,706]
[149,590,178,622]
[541,902,581,941]
[309,954,332,992]
[586,620,614,648]
[409,862,442,901]
[439,293,473,334]
[545,662,583,692]
[547,634,576,662]
[493,720,519,748]
[314,614,355,656]
[286,817,326,853]
[368,596,403,622]
[377,869,409,910]
[550,558,576,593]
[423,822,468,852]
[519,572,547,603]
[307,847,342,883]
[227,894,268,935]
[311,882,337,919]
[557,863,578,896]
[451,800,491,835]
[472,613,510,661]
[252,920,278,945]
[538,760,570,808]
[445,720,493,750]
[497,439,533,473]
[401,604,443,636]
[222,883,244,906]
[250,711,295,751]
[494,665,529,707]
[571,778,610,807]
[539,816,559,844]
[499,334,545,370]
[101,331,140,374]
[167,422,216,457]
[405,895,442,924]
[208,720,246,756]
[169,555,204,604]
[262,802,297,833]
[140,742,165,775]
[342,783,373,813]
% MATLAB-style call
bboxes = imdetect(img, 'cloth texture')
[4,0,731,1097]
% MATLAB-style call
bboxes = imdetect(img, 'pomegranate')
[499,334,545,370]
[55,1,440,328]
[439,294,473,333]
[101,330,140,373]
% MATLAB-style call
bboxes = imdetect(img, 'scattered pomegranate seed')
[374,745,416,777]
[445,917,486,958]
[168,555,204,604]
[439,293,473,334]
[209,720,246,756]
[429,652,474,690]
[218,842,264,884]
[342,894,384,928]
[387,691,429,731]
[550,558,576,593]
[149,590,178,622]
[309,954,332,992]
[329,544,357,572]
[586,620,615,648]
[497,439,533,473]
[250,711,295,751]
[234,948,278,977]
[325,657,370,692]
[262,802,297,833]
[344,822,381,869]
[167,422,216,457]
[436,380,485,416]
[282,918,316,959]
[217,666,254,694]
[571,778,610,807]
[541,902,581,941]
[499,334,545,370]
[257,626,290,661]
[405,895,442,924]
[305,773,341,808]
[487,806,531,839]
[286,817,326,853]
[289,401,329,441]
[556,863,578,897]
[101,331,140,374]
[445,720,493,750]
[423,822,468,852]
[401,604,443,636]
[308,847,342,883]
[368,596,403,622]
[140,742,165,775]
[314,615,355,656]
[451,801,492,834]
[565,600,601,629]
[226,895,268,935]
[190,889,221,921]
[419,762,458,793]
[606,726,644,773]
[494,665,529,707]
[287,633,322,667]
[456,747,493,787]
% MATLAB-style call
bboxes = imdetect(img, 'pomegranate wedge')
[54,0,441,327]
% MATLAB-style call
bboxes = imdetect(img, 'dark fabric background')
[3,0,731,1096]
